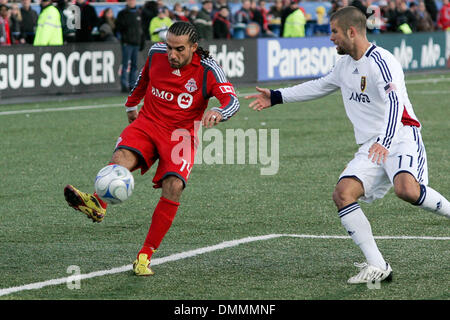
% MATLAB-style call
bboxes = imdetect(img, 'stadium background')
[0,0,449,306]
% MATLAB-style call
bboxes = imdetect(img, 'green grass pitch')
[0,72,449,301]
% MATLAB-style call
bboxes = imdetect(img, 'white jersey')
[278,43,421,148]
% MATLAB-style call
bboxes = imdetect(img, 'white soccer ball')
[94,164,134,205]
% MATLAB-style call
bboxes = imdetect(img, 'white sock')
[414,185,450,218]
[339,203,387,270]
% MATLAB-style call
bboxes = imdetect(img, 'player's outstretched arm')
[245,87,272,111]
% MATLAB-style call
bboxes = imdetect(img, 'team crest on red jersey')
[185,78,198,93]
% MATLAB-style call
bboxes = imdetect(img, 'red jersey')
[125,43,239,134]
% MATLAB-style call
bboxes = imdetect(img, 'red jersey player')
[64,22,240,276]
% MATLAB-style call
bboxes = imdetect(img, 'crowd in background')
[0,0,449,46]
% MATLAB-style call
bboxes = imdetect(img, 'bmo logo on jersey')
[178,93,193,109]
[152,86,174,101]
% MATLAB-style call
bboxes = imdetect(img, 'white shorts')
[339,125,428,203]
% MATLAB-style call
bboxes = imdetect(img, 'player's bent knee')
[393,173,420,203]
[162,175,184,202]
[111,148,139,170]
[332,178,364,209]
[394,184,420,203]
[333,189,353,208]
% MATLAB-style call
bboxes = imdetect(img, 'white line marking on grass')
[0,233,448,297]
[1,76,449,116]
[0,103,124,116]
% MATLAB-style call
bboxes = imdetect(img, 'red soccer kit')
[119,43,240,188]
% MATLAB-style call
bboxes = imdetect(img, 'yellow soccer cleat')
[133,253,155,276]
[64,184,106,223]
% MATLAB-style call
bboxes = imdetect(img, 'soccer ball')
[94,164,134,205]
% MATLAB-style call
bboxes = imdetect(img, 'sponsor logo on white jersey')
[349,92,371,103]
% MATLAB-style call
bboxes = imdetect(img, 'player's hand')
[202,110,222,128]
[127,110,138,123]
[368,142,389,165]
[245,86,271,111]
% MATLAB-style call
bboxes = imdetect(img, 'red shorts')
[115,116,197,188]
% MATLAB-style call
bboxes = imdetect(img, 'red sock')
[138,197,180,259]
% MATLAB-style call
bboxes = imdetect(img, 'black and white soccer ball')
[94,164,134,205]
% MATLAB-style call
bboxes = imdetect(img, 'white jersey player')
[246,6,449,285]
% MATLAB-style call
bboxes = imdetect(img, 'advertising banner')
[368,32,448,71]
[0,43,121,99]
[257,37,339,81]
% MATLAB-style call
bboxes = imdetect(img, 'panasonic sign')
[258,37,339,81]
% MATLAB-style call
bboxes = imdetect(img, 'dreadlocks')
[167,21,211,59]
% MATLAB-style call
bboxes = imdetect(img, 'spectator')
[396,0,416,33]
[328,0,342,17]
[20,0,38,44]
[280,0,297,37]
[0,4,11,46]
[234,0,253,38]
[186,5,199,24]
[384,0,399,32]
[116,0,144,93]
[437,0,450,30]
[212,5,231,39]
[194,0,213,41]
[10,3,25,44]
[172,2,189,22]
[268,0,283,36]
[253,0,274,37]
[98,7,117,42]
[56,0,75,44]
[283,0,306,38]
[149,6,172,42]
[414,0,434,31]
[75,0,99,42]
[141,1,158,41]
[33,0,63,46]
[213,0,229,12]
[424,0,438,23]
[213,0,232,22]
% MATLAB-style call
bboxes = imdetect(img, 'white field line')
[1,77,449,116]
[0,103,124,116]
[0,233,448,297]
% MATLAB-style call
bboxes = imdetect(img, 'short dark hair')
[330,6,367,33]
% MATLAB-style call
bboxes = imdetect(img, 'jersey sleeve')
[276,63,341,104]
[204,59,240,121]
[125,56,149,107]
[369,53,404,150]
[125,43,167,108]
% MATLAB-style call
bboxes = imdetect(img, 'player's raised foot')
[347,262,393,284]
[133,253,154,276]
[64,184,106,223]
